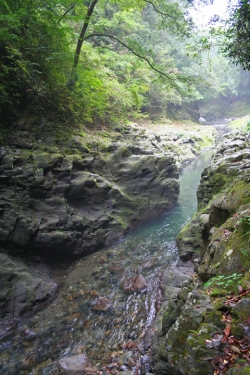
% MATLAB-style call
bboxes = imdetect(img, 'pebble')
[22,328,37,341]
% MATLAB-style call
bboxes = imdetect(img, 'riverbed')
[0,146,215,375]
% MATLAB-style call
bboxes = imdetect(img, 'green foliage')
[239,247,249,257]
[223,0,250,70]
[204,273,244,295]
[0,0,73,124]
[0,0,247,127]
[238,214,250,237]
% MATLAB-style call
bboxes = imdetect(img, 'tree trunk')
[73,0,98,70]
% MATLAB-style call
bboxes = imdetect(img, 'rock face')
[0,120,179,259]
[177,131,250,261]
[0,252,56,337]
[0,119,181,324]
[152,131,250,375]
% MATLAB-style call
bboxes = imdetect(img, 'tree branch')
[143,0,177,20]
[143,0,189,35]
[83,33,178,85]
[58,3,76,23]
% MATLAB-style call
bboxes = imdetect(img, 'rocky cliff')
[0,116,217,336]
[152,131,250,375]
[0,120,181,258]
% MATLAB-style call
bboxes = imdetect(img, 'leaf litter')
[206,288,250,374]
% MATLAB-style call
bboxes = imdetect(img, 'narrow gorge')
[0,118,213,372]
[0,117,249,375]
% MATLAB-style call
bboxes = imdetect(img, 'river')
[0,143,217,375]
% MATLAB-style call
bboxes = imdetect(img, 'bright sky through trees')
[190,0,237,26]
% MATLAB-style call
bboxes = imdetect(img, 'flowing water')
[0,148,215,375]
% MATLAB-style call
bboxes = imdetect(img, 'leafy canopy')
[223,0,250,70]
[0,0,245,126]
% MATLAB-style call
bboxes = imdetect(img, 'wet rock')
[21,351,37,370]
[58,353,98,375]
[140,355,152,374]
[127,357,135,367]
[90,296,113,312]
[120,275,148,293]
[152,131,250,375]
[0,252,57,326]
[128,331,138,339]
[119,365,128,371]
[0,118,216,327]
[22,328,36,341]
[65,312,82,321]
[118,351,133,366]
[108,352,120,363]
[143,328,156,350]
[0,120,180,263]
[124,340,137,350]
[108,263,123,274]
[142,258,157,270]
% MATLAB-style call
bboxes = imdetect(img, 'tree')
[0,0,237,126]
[67,0,192,86]
[0,0,71,122]
[223,0,250,70]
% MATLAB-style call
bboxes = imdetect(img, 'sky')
[190,0,237,26]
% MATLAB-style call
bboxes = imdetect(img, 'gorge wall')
[152,131,250,375]
[0,118,216,327]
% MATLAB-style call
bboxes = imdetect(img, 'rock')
[120,275,148,293]
[124,340,137,350]
[152,131,250,375]
[90,296,113,312]
[58,353,98,375]
[22,328,37,341]
[0,120,180,262]
[0,118,216,326]
[118,351,133,366]
[140,355,152,374]
[199,117,206,125]
[108,262,123,274]
[0,252,57,327]
[127,357,136,367]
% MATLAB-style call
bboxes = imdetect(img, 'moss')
[228,114,250,132]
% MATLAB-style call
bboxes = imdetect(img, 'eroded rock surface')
[0,118,216,336]
[0,252,56,338]
[177,131,250,262]
[0,119,181,325]
[0,120,179,259]
[152,131,250,375]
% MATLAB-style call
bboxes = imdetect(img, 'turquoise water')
[132,149,214,243]
[0,149,214,375]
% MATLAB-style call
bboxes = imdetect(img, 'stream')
[0,130,223,375]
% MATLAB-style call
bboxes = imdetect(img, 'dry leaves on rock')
[207,289,250,374]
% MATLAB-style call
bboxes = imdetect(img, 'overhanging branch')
[83,33,178,85]
[58,3,76,23]
[143,0,190,35]
[143,0,178,21]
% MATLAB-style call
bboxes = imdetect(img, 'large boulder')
[0,121,179,259]
[0,252,57,339]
